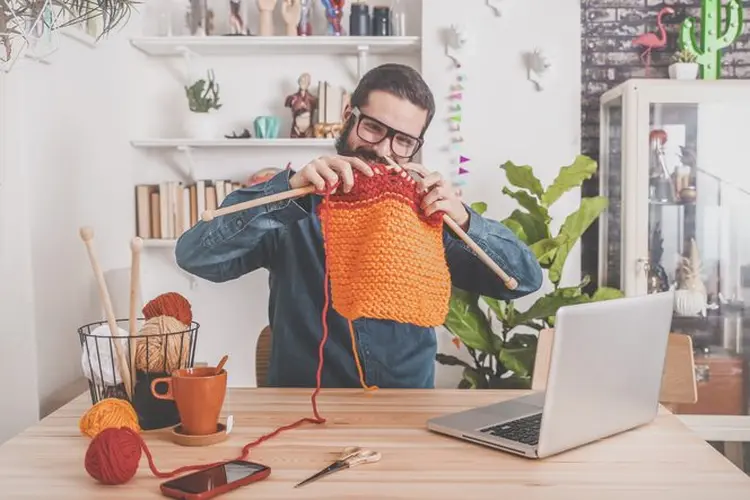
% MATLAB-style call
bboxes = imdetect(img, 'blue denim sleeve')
[175,170,310,282]
[443,205,543,300]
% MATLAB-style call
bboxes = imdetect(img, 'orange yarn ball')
[142,292,192,326]
[79,398,141,438]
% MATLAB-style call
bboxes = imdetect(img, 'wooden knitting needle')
[382,156,518,291]
[129,237,143,397]
[201,185,316,222]
[79,227,134,400]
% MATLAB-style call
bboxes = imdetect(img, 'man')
[175,63,542,389]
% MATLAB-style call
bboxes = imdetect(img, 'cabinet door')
[645,97,750,418]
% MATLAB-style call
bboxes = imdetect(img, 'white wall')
[0,72,41,443]
[0,0,582,434]
[422,0,582,386]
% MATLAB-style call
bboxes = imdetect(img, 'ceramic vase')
[669,63,699,80]
[254,116,280,139]
[185,111,220,139]
[674,288,706,316]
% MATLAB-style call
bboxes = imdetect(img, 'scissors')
[294,447,381,488]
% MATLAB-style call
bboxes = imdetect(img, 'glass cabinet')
[599,80,750,427]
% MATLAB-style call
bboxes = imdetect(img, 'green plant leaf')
[514,294,590,325]
[444,288,496,354]
[591,287,625,301]
[435,353,473,369]
[503,209,549,245]
[541,155,598,207]
[500,161,545,199]
[529,237,562,267]
[470,201,487,215]
[462,367,489,389]
[501,218,526,241]
[489,375,531,389]
[482,296,506,322]
[548,196,609,284]
[502,187,550,222]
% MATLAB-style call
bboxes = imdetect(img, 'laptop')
[427,291,674,459]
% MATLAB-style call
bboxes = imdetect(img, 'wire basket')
[78,318,200,430]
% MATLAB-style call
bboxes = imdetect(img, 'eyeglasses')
[351,107,424,159]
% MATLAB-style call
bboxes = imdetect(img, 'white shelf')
[130,138,336,149]
[143,239,177,248]
[130,36,421,57]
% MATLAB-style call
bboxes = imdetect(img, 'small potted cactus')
[669,49,699,80]
[184,70,223,139]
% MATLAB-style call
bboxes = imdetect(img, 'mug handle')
[150,377,174,400]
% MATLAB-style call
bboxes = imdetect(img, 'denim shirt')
[175,169,543,389]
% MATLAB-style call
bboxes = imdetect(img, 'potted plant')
[669,49,699,80]
[437,155,624,389]
[184,69,223,139]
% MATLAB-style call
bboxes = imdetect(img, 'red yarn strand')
[128,185,345,481]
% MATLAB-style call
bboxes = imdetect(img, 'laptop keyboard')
[480,413,542,446]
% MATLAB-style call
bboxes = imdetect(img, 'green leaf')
[551,276,591,299]
[470,201,488,215]
[462,367,489,389]
[502,187,550,222]
[435,353,473,369]
[500,161,545,199]
[541,155,598,207]
[501,218,526,241]
[514,294,590,325]
[503,209,549,245]
[548,196,608,284]
[444,288,495,353]
[591,287,625,301]
[482,296,506,321]
[489,375,531,389]
[499,346,537,379]
[529,237,562,267]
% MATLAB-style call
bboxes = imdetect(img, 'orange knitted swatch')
[318,163,452,328]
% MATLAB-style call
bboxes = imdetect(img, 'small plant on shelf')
[669,49,699,80]
[185,70,222,113]
[183,70,223,139]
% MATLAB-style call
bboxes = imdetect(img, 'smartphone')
[160,460,271,500]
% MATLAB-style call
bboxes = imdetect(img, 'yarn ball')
[142,292,192,326]
[135,315,191,373]
[79,398,141,438]
[84,427,142,485]
[80,325,131,387]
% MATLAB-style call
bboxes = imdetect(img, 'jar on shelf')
[391,0,406,36]
[350,3,371,36]
[372,6,391,36]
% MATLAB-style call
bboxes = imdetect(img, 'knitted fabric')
[317,163,452,327]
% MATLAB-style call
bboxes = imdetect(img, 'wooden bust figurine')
[257,0,277,36]
[284,73,318,138]
[281,0,302,36]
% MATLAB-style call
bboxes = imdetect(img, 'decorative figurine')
[229,0,249,35]
[649,129,673,203]
[320,0,345,36]
[257,0,278,36]
[632,6,674,76]
[647,223,670,294]
[298,0,313,35]
[679,0,744,80]
[281,0,302,36]
[284,73,318,138]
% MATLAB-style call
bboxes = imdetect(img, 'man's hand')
[289,155,374,193]
[403,163,470,230]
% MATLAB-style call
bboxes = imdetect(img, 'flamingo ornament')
[633,6,674,76]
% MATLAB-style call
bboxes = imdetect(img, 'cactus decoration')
[678,0,745,80]
[185,70,222,113]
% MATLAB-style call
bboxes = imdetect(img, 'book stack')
[134,179,245,240]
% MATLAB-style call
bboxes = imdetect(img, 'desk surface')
[1,388,749,499]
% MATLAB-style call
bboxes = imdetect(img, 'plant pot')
[669,62,699,80]
[185,111,221,139]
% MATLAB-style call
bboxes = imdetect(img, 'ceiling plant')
[1,0,138,66]
[437,155,624,389]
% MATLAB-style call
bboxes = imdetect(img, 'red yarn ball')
[85,427,142,485]
[142,292,192,326]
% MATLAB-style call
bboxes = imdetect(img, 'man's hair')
[349,63,435,136]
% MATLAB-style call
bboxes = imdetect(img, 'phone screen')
[162,461,267,494]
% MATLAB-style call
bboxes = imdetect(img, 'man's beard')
[334,116,387,164]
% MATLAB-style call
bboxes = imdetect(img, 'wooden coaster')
[170,423,228,447]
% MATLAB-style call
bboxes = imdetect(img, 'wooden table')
[1,389,749,499]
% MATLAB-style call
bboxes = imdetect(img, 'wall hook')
[524,47,551,91]
[445,24,468,68]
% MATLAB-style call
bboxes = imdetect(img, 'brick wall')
[580,0,750,293]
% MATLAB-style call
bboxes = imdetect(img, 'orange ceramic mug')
[150,367,227,435]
